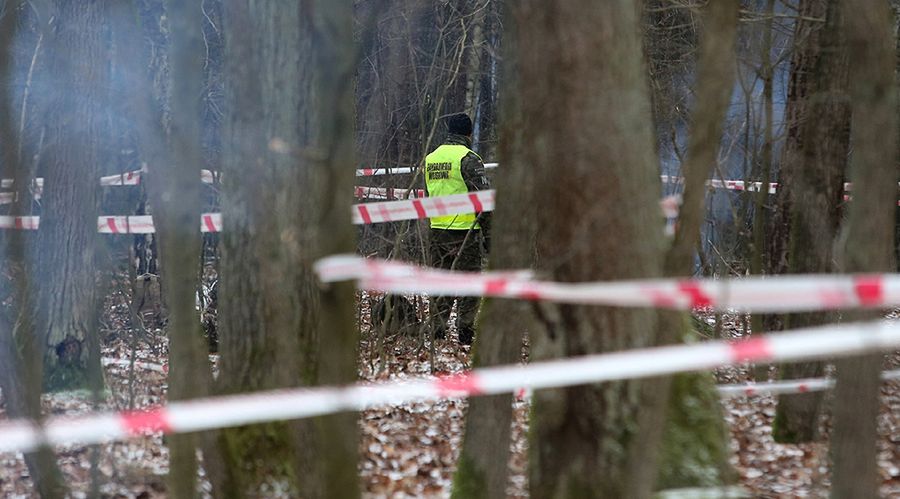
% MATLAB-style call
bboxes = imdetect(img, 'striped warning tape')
[0,320,898,453]
[99,347,900,399]
[716,368,900,398]
[99,350,900,404]
[0,165,879,194]
[0,169,218,191]
[354,163,499,177]
[0,189,489,232]
[352,190,494,225]
[98,346,900,402]
[315,255,900,313]
[353,186,425,200]
[0,214,223,233]
[660,175,779,194]
[100,351,900,399]
[102,358,168,374]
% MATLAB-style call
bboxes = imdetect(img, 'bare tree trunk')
[830,1,898,497]
[453,5,532,496]
[35,0,104,395]
[633,1,740,493]
[512,2,665,497]
[214,1,317,496]
[307,2,361,497]
[215,1,361,496]
[463,0,486,119]
[772,0,850,444]
[0,3,67,496]
[750,0,776,382]
[135,1,212,497]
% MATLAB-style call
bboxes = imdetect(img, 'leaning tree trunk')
[830,0,898,497]
[35,0,105,394]
[452,5,534,496]
[771,0,850,444]
[0,4,67,497]
[512,2,666,497]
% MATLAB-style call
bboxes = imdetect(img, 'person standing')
[424,113,491,345]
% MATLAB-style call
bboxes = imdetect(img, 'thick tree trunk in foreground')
[216,2,360,497]
[512,2,665,497]
[453,6,532,496]
[830,1,898,497]
[635,1,740,493]
[215,1,318,496]
[36,0,104,393]
[772,0,850,444]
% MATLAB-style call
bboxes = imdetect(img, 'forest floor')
[1,286,899,498]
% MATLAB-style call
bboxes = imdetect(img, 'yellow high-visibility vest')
[424,144,481,230]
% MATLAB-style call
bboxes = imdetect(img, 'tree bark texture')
[0,3,67,496]
[643,0,698,149]
[749,0,777,383]
[453,5,532,496]
[511,2,666,497]
[463,0,487,119]
[830,0,898,497]
[35,0,105,394]
[634,1,740,493]
[216,1,322,496]
[139,1,211,497]
[307,1,362,497]
[771,0,850,444]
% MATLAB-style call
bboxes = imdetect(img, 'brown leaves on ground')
[1,296,899,497]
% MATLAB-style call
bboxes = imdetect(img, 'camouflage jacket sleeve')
[460,152,492,245]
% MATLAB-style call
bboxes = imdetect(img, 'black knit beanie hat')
[446,113,473,136]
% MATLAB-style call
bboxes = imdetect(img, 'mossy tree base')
[43,362,90,393]
[657,372,735,490]
[451,454,490,499]
[219,423,300,497]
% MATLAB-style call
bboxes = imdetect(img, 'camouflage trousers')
[428,228,484,337]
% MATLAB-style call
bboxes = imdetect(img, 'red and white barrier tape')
[660,175,900,198]
[98,214,222,234]
[352,190,494,225]
[660,175,779,194]
[101,349,900,399]
[0,214,223,233]
[354,163,499,177]
[353,186,425,200]
[102,358,168,374]
[0,165,873,197]
[355,167,414,176]
[717,368,900,398]
[0,169,218,193]
[315,255,900,313]
[0,189,490,232]
[0,320,898,453]
[350,166,772,193]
